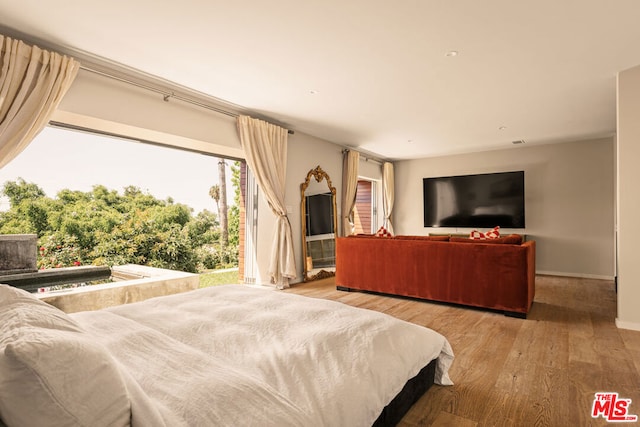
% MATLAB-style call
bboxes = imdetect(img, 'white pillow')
[0,285,131,427]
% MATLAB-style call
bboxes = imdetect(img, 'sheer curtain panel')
[0,34,79,169]
[236,115,296,288]
[341,150,359,236]
[382,161,395,234]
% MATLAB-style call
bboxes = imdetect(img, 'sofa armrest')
[522,240,536,312]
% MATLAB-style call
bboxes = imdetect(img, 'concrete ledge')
[37,264,199,313]
[0,234,37,273]
[0,265,111,292]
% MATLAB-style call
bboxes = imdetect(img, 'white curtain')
[382,161,395,234]
[236,115,296,289]
[340,150,359,236]
[0,34,79,169]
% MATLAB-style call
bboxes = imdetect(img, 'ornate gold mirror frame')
[300,165,338,282]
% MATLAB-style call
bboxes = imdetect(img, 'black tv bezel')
[422,170,525,229]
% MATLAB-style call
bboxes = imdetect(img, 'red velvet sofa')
[335,234,536,317]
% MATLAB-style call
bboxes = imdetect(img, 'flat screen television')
[305,192,334,236]
[423,171,525,228]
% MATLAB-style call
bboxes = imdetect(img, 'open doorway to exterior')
[353,179,377,234]
[0,125,244,287]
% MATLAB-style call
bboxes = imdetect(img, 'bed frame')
[0,361,437,427]
[373,358,437,426]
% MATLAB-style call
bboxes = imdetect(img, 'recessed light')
[407,139,414,144]
[309,90,318,95]
[498,126,507,131]
[445,51,458,57]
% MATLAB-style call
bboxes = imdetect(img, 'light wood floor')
[284,275,640,427]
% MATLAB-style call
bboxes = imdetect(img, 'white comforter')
[71,285,454,427]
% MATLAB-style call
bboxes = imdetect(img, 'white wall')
[251,138,386,285]
[253,133,342,284]
[616,64,640,331]
[54,69,243,159]
[394,138,615,279]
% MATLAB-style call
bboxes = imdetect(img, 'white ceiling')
[2,0,640,160]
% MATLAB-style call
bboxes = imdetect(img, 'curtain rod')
[79,65,294,135]
[342,148,384,165]
[0,27,292,133]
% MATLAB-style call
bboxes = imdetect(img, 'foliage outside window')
[0,166,241,273]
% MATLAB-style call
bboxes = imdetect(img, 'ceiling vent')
[511,140,526,145]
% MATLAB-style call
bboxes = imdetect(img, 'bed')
[0,283,454,427]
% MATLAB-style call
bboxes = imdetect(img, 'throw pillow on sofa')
[470,226,500,240]
[375,226,393,238]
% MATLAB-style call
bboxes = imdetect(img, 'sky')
[0,126,235,214]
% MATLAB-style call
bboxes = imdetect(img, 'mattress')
[0,284,454,426]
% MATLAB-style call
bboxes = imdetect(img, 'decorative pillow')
[470,226,500,240]
[0,285,131,427]
[375,226,393,238]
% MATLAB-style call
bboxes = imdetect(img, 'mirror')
[300,165,338,282]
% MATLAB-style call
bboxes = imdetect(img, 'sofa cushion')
[0,284,131,427]
[501,234,523,244]
[452,234,523,245]
[394,235,450,242]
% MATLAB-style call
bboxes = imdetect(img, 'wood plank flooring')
[284,275,640,427]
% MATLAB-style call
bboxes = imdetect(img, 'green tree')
[147,203,192,230]
[186,210,219,247]
[218,159,228,245]
[209,184,220,216]
[148,223,198,272]
[0,177,240,272]
[92,185,123,207]
[0,180,52,235]
[228,161,241,247]
[122,185,165,211]
[2,178,45,205]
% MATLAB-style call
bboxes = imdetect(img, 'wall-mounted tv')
[423,171,525,228]
[305,192,335,236]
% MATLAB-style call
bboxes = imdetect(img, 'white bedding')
[70,285,454,427]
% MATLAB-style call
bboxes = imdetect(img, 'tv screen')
[423,171,525,228]
[305,192,334,236]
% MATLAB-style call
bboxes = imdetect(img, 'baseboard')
[536,270,614,281]
[615,318,640,332]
